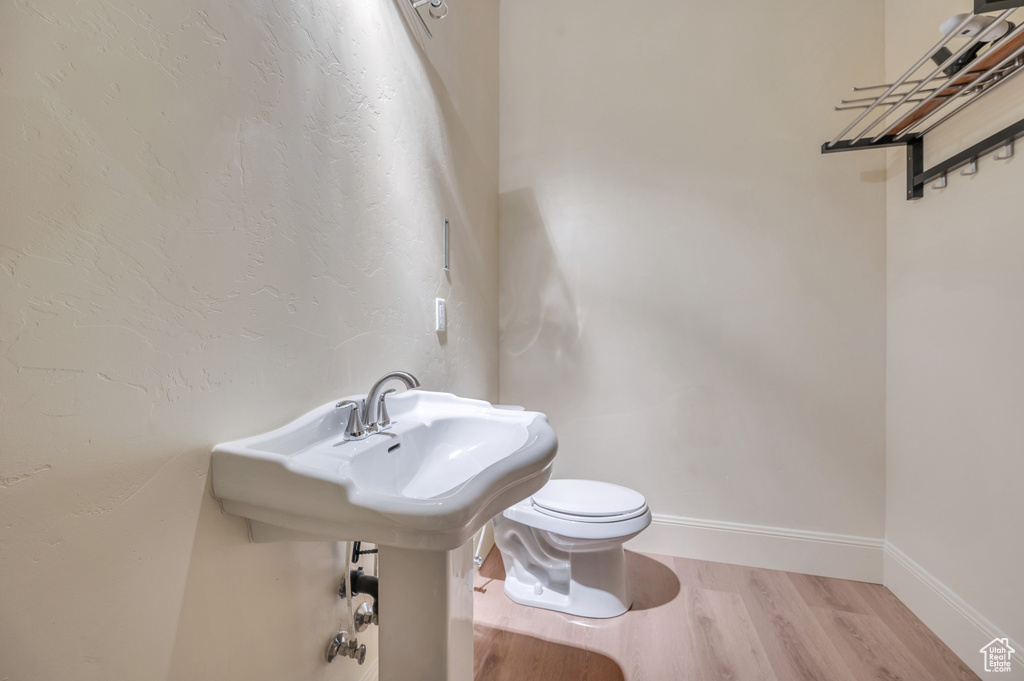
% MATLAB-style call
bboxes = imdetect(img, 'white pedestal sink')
[378,544,474,681]
[211,390,558,681]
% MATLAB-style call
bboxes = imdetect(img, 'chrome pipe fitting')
[354,602,377,632]
[326,631,366,665]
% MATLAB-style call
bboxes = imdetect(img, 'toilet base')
[493,517,635,619]
[502,544,631,618]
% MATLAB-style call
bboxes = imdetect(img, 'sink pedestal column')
[377,543,474,681]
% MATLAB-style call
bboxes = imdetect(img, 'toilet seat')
[503,479,652,540]
[531,479,647,519]
[532,505,650,523]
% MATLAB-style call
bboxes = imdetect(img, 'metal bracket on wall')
[351,540,377,564]
[913,115,1024,191]
[822,3,1024,199]
[977,0,1024,12]
[823,116,1024,200]
[821,134,926,200]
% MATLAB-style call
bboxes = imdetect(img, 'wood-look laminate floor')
[473,549,979,681]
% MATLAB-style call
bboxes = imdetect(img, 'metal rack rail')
[823,1,1024,199]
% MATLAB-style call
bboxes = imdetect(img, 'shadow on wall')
[499,188,582,370]
[165,0,497,674]
[166,477,358,680]
[474,625,626,681]
[388,0,501,384]
[497,181,884,533]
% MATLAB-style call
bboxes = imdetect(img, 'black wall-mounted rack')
[823,3,1024,199]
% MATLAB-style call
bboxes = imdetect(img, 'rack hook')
[932,173,947,189]
[994,140,1014,161]
[960,158,978,176]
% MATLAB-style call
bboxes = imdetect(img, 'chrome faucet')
[363,371,420,432]
[335,400,366,441]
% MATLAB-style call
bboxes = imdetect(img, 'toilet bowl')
[492,479,651,618]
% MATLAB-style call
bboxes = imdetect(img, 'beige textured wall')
[0,0,498,678]
[499,0,888,540]
[885,0,1024,648]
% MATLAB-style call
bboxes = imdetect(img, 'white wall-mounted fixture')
[435,298,447,332]
[409,0,449,38]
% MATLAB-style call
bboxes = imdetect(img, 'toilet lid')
[531,480,647,519]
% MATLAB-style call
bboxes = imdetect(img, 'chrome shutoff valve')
[354,601,377,631]
[326,631,366,665]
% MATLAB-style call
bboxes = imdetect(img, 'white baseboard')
[884,542,1024,680]
[624,513,885,583]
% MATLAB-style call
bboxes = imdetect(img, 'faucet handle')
[336,400,366,440]
[376,389,397,431]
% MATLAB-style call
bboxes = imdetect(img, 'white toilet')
[492,479,651,618]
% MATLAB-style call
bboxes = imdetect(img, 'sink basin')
[213,388,558,681]
[211,390,558,550]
